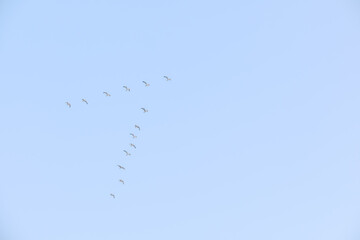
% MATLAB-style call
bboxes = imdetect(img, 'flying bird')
[65,102,71,108]
[164,76,171,81]
[117,165,125,170]
[103,92,111,97]
[110,194,115,199]
[140,108,148,113]
[130,133,137,138]
[130,143,136,149]
[142,81,150,87]
[82,99,88,104]
[123,86,130,91]
[123,150,131,156]
[119,179,125,184]
[135,125,140,131]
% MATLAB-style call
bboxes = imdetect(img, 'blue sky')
[1,0,360,239]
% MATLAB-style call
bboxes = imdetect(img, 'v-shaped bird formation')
[65,76,172,199]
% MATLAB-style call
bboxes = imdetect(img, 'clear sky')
[1,0,360,239]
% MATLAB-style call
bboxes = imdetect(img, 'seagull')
[123,150,131,156]
[117,165,125,170]
[110,194,115,199]
[130,143,136,149]
[130,133,137,138]
[142,81,150,87]
[82,99,88,104]
[164,76,171,81]
[119,179,125,184]
[123,86,130,92]
[140,108,148,113]
[103,92,111,97]
[135,125,140,131]
[65,102,71,108]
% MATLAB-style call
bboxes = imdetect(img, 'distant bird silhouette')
[103,92,111,97]
[123,150,131,156]
[140,108,148,113]
[135,125,141,131]
[130,143,136,149]
[123,86,130,92]
[110,194,115,199]
[119,179,125,184]
[65,102,71,108]
[117,165,125,170]
[164,76,171,81]
[130,133,137,138]
[82,99,88,104]
[142,81,150,87]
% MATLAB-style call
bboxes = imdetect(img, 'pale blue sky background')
[1,0,360,239]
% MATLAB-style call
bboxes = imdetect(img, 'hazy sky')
[1,0,360,239]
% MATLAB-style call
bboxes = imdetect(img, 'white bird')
[103,92,111,97]
[130,133,137,138]
[135,125,140,131]
[130,143,136,149]
[140,108,148,113]
[164,76,171,81]
[123,86,130,91]
[110,194,115,199]
[82,99,88,104]
[142,81,150,87]
[119,179,125,184]
[123,150,131,156]
[65,102,71,108]
[117,165,125,170]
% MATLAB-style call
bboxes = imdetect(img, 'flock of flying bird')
[65,76,171,199]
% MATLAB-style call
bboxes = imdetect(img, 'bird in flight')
[117,165,125,170]
[82,99,88,104]
[140,108,148,113]
[123,150,131,156]
[103,92,111,97]
[130,143,136,149]
[65,102,71,108]
[119,179,125,184]
[123,86,130,92]
[110,194,115,199]
[135,125,140,131]
[142,81,150,87]
[164,76,171,81]
[130,133,137,138]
